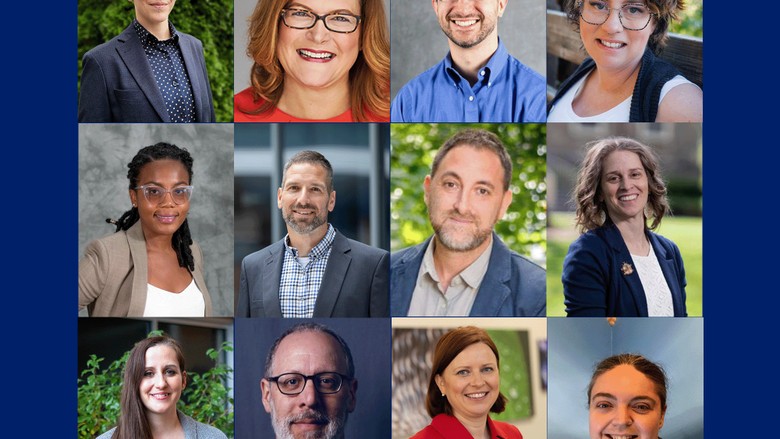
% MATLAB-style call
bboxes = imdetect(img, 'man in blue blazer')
[78,0,215,122]
[391,129,546,317]
[238,151,389,318]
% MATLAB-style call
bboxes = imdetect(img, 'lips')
[155,213,178,223]
[453,19,478,27]
[298,49,335,60]
[598,39,626,49]
[465,391,488,399]
[618,194,638,201]
[150,392,171,400]
[604,435,637,439]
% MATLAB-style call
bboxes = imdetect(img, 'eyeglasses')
[280,8,361,34]
[437,0,486,3]
[578,1,656,31]
[266,372,352,395]
[134,185,194,205]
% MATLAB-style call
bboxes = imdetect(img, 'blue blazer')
[390,233,546,316]
[78,22,215,122]
[562,224,687,317]
[237,230,389,317]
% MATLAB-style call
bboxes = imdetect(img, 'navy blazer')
[78,22,215,122]
[562,224,687,317]
[390,233,546,316]
[237,230,389,317]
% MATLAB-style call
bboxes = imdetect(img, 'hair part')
[426,326,507,418]
[572,136,669,233]
[431,129,513,192]
[281,150,335,194]
[587,353,668,414]
[264,322,355,379]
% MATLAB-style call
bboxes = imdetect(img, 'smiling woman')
[234,0,390,122]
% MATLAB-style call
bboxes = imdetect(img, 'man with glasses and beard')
[237,150,389,318]
[391,0,546,123]
[390,129,546,316]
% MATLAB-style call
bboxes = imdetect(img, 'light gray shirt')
[96,410,228,439]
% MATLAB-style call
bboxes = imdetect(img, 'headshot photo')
[546,123,702,317]
[390,124,547,317]
[234,124,390,317]
[390,0,546,123]
[78,124,234,318]
[233,0,390,122]
[234,318,391,439]
[546,0,703,122]
[547,317,703,439]
[392,318,547,439]
[77,317,234,439]
[77,0,233,122]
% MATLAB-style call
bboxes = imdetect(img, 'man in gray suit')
[238,151,389,317]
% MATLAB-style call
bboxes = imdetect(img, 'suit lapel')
[469,233,511,316]
[604,225,648,316]
[390,237,430,316]
[261,243,285,317]
[177,35,205,122]
[648,233,684,316]
[115,24,170,122]
[127,222,149,316]
[313,232,351,317]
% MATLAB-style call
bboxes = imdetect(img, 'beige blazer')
[78,221,213,317]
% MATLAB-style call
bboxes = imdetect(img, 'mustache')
[287,409,331,426]
[447,12,485,21]
[446,209,477,222]
[292,204,318,211]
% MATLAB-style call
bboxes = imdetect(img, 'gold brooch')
[621,262,634,275]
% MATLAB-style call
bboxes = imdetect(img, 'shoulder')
[490,419,523,439]
[410,424,443,439]
[649,231,681,254]
[391,239,429,267]
[95,427,116,439]
[242,239,284,267]
[83,34,125,62]
[176,30,203,47]
[180,412,228,439]
[339,233,388,261]
[655,81,703,122]
[398,60,447,96]
[85,230,131,256]
[564,229,614,266]
[507,55,545,85]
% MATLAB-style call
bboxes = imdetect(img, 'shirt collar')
[283,224,336,259]
[421,235,494,289]
[133,18,179,45]
[444,37,509,85]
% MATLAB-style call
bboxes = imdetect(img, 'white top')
[548,73,696,122]
[631,245,674,317]
[143,279,205,317]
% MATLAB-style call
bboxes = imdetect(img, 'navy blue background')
[7,3,768,437]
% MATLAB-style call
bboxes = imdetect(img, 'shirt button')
[469,96,474,101]
[480,70,485,76]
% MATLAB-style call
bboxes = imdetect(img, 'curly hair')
[110,142,196,271]
[573,137,670,233]
[587,353,668,414]
[240,0,390,121]
[564,0,685,54]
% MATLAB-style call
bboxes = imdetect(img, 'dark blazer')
[411,414,523,439]
[390,233,546,316]
[78,22,215,122]
[562,224,687,317]
[237,230,390,317]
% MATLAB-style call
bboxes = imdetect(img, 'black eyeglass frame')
[280,8,362,34]
[265,372,353,395]
[577,0,657,31]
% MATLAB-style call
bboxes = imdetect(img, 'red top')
[233,87,388,122]
[410,414,523,439]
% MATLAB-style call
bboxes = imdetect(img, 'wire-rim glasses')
[134,185,194,205]
[280,8,362,34]
[578,1,656,31]
[266,372,352,395]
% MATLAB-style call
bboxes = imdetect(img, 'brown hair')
[241,0,390,121]
[587,353,668,414]
[425,326,507,418]
[564,0,685,54]
[114,335,187,439]
[281,150,334,194]
[573,136,669,233]
[431,129,513,192]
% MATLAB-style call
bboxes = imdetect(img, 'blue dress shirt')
[391,39,546,123]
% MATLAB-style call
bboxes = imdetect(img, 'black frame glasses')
[280,8,362,34]
[266,372,352,395]
[134,185,194,205]
[578,0,656,31]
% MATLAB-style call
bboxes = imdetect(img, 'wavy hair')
[241,0,390,121]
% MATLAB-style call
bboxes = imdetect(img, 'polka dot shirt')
[133,19,196,122]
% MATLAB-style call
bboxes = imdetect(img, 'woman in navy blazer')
[563,137,687,317]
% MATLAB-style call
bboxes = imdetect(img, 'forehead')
[602,149,644,171]
[144,345,179,367]
[271,331,347,375]
[591,364,659,400]
[286,0,361,14]
[137,159,189,183]
[436,145,506,184]
[283,162,330,186]
[447,342,497,368]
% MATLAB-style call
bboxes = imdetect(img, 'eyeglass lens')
[141,186,192,205]
[282,9,359,33]
[581,1,651,30]
[274,372,344,395]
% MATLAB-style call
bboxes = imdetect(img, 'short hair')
[425,326,507,418]
[281,150,334,194]
[264,323,355,379]
[115,335,187,439]
[240,0,390,121]
[573,136,669,233]
[587,353,668,414]
[431,129,513,192]
[564,0,685,54]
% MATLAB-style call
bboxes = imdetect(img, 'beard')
[439,11,496,49]
[282,203,328,235]
[269,400,348,439]
[429,207,494,252]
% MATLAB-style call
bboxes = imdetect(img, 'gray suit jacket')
[237,230,389,317]
[78,22,215,122]
[96,410,227,439]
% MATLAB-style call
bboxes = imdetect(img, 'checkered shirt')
[279,224,336,318]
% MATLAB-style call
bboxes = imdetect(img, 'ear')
[423,175,432,208]
[497,0,508,17]
[498,188,512,219]
[346,378,358,413]
[328,190,336,212]
[659,409,665,429]
[431,0,438,14]
[434,374,444,394]
[181,371,187,389]
[277,187,283,210]
[129,189,138,207]
[261,379,273,414]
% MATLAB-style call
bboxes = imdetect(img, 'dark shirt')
[133,19,196,122]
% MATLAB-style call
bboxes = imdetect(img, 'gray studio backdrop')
[233,0,392,95]
[78,124,235,317]
[548,318,704,439]
[391,0,546,101]
[234,318,392,439]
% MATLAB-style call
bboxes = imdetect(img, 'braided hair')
[107,142,196,271]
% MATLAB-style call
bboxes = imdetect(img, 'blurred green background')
[675,0,703,38]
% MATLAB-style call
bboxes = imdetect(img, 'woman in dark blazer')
[563,137,687,317]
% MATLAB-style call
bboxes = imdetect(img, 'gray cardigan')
[96,410,228,439]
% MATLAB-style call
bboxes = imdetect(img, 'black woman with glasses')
[79,142,214,317]
[234,0,390,122]
[547,0,702,122]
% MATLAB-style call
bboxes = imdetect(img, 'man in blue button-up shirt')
[391,0,546,123]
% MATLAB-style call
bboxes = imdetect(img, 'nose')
[160,190,176,206]
[611,405,633,427]
[470,373,485,387]
[601,7,623,34]
[306,18,331,44]
[297,377,321,407]
[154,373,168,389]
[296,188,312,205]
[452,189,472,214]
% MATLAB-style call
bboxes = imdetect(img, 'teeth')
[619,195,637,201]
[466,392,487,398]
[454,19,477,26]
[601,40,624,48]
[299,49,334,59]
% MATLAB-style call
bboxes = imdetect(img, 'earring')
[599,210,607,226]
[644,205,653,219]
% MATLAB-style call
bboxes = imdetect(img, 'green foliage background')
[77,0,234,122]
[390,124,546,265]
[673,0,703,38]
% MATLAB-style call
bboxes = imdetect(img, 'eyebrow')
[284,180,326,190]
[287,2,358,14]
[591,392,656,404]
[604,168,644,175]
[140,180,189,187]
[440,171,496,190]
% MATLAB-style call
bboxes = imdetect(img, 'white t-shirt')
[143,279,205,317]
[632,245,674,317]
